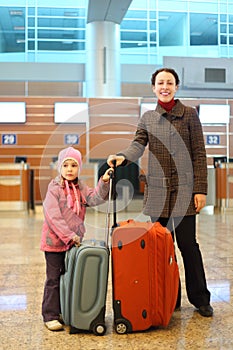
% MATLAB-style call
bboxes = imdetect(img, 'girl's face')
[152,71,178,103]
[61,159,79,181]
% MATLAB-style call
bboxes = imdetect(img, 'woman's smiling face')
[152,70,178,103]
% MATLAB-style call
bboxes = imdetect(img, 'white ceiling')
[87,0,133,24]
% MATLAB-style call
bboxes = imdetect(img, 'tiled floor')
[0,203,233,350]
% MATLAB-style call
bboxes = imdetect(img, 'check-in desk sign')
[206,135,220,145]
[2,134,17,145]
[64,134,79,145]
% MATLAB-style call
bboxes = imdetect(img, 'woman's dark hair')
[151,68,180,86]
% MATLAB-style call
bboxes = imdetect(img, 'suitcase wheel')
[93,323,106,336]
[115,319,130,334]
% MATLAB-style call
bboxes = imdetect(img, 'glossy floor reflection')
[0,204,233,350]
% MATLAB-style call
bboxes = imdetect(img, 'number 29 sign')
[2,134,17,145]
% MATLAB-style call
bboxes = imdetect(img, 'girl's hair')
[151,68,180,86]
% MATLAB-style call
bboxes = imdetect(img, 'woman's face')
[152,71,178,102]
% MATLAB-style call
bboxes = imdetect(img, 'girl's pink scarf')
[64,180,86,215]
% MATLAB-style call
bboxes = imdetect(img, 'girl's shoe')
[45,320,64,331]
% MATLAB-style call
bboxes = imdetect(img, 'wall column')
[85,21,121,97]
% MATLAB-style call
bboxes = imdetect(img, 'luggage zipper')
[149,226,157,324]
[163,230,169,322]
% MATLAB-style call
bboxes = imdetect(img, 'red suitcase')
[111,219,179,334]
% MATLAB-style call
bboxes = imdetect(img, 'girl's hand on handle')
[102,168,114,182]
[107,155,125,167]
[72,234,81,247]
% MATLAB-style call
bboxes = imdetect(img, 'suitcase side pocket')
[70,246,109,331]
[60,247,77,325]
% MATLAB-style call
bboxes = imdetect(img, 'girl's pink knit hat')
[57,147,82,173]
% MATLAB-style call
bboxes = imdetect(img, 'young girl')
[41,146,112,331]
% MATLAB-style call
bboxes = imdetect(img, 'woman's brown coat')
[120,99,207,218]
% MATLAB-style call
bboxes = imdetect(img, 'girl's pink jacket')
[40,176,110,252]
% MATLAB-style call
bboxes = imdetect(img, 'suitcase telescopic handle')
[105,167,114,247]
[105,160,117,247]
[112,159,117,228]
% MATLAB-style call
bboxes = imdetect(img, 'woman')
[107,68,213,317]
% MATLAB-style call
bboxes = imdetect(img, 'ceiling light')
[159,16,170,21]
[10,10,23,16]
[14,26,25,30]
[191,32,203,36]
[206,17,217,23]
[64,11,78,17]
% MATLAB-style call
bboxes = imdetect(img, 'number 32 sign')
[206,135,220,145]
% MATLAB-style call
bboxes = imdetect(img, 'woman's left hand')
[194,194,206,213]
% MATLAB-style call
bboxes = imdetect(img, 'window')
[205,68,226,83]
[190,13,218,45]
[159,12,186,46]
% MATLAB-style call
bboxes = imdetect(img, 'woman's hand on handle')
[107,155,125,167]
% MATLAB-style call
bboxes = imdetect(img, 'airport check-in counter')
[206,166,216,207]
[0,163,34,211]
[215,162,233,209]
